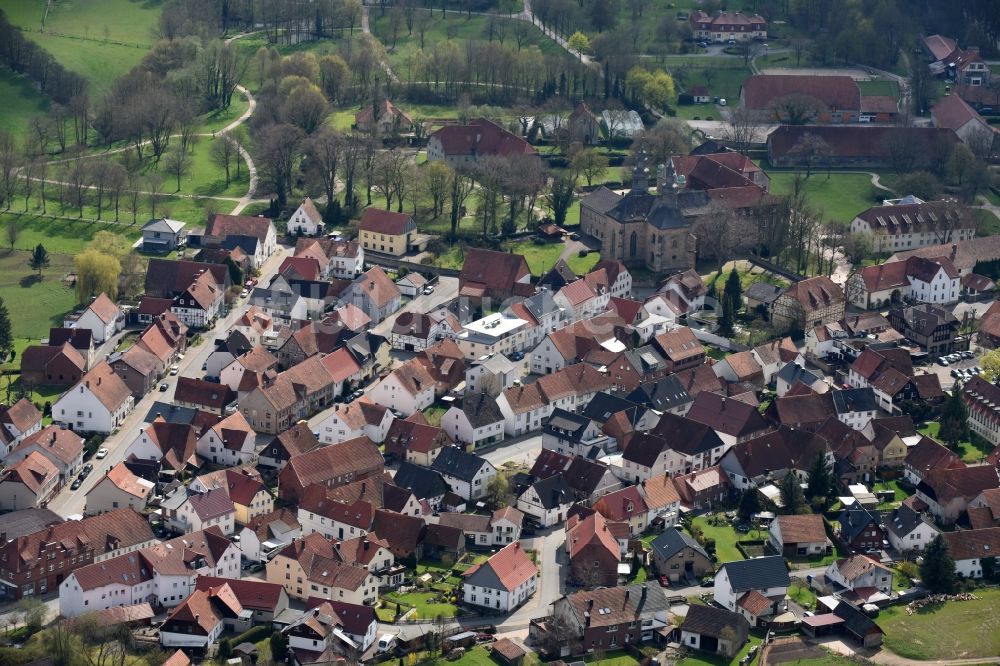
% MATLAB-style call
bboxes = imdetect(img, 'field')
[40,0,164,45]
[667,57,752,104]
[381,591,458,620]
[767,171,883,223]
[880,588,1000,660]
[857,79,901,100]
[0,248,77,339]
[0,70,49,138]
[369,10,566,76]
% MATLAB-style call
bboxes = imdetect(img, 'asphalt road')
[46,246,290,518]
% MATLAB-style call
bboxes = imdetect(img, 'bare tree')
[788,132,833,178]
[146,173,164,219]
[65,161,89,217]
[307,128,343,219]
[257,123,304,209]
[106,162,127,222]
[449,167,475,238]
[372,149,408,210]
[88,160,111,220]
[769,94,823,125]
[164,147,192,192]
[6,220,17,251]
[724,106,763,155]
[0,130,21,212]
[211,136,237,187]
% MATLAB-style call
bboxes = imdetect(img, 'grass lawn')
[382,591,458,620]
[40,0,164,45]
[502,239,564,275]
[767,171,883,223]
[873,478,912,509]
[0,249,78,339]
[0,213,140,255]
[422,404,447,426]
[918,421,991,463]
[787,579,818,610]
[584,650,641,666]
[628,565,648,585]
[857,79,900,99]
[565,251,600,275]
[0,70,48,138]
[880,588,1000,660]
[670,59,752,104]
[450,646,500,666]
[27,33,149,94]
[690,515,744,564]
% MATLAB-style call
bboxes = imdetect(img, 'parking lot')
[931,349,982,390]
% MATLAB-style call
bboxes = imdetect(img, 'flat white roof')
[460,314,528,339]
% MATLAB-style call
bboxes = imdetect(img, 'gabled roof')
[742,74,860,111]
[463,542,537,592]
[681,604,750,639]
[1,451,58,492]
[392,462,448,500]
[773,514,828,544]
[206,213,274,244]
[593,485,648,521]
[456,392,504,428]
[0,398,42,435]
[459,248,532,295]
[72,361,132,412]
[430,118,536,158]
[431,446,491,483]
[526,474,574,510]
[940,527,1000,561]
[933,93,989,131]
[838,505,881,543]
[13,425,84,466]
[686,391,770,438]
[651,527,709,562]
[653,327,704,363]
[566,511,619,560]
[719,555,790,593]
[357,208,415,235]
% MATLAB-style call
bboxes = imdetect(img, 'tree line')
[0,10,87,105]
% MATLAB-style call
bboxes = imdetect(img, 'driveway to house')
[479,433,543,469]
[46,246,290,518]
[369,276,459,339]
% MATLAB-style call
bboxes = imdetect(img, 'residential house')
[383,418,450,467]
[356,208,416,256]
[144,259,229,300]
[20,343,86,390]
[542,409,610,459]
[195,576,289,626]
[371,358,435,417]
[277,435,384,503]
[888,303,960,354]
[690,10,766,41]
[1,508,155,601]
[652,327,706,373]
[719,427,831,492]
[170,270,224,328]
[885,503,940,553]
[158,586,236,649]
[650,528,713,583]
[768,514,831,558]
[220,346,279,392]
[771,277,845,332]
[847,346,942,415]
[545,584,671,653]
[848,256,961,310]
[53,362,134,434]
[680,605,750,658]
[192,468,274,526]
[64,293,121,344]
[390,311,460,352]
[903,436,964,486]
[686,392,771,449]
[356,99,414,134]
[392,462,448,510]
[592,485,649,536]
[565,511,621,587]
[284,599,378,663]
[85,463,155,515]
[427,118,537,168]
[713,556,789,626]
[161,487,236,535]
[443,392,505,449]
[0,399,42,459]
[267,533,378,604]
[939,527,1000,578]
[174,377,236,416]
[108,345,164,398]
[0,452,59,511]
[825,554,893,596]
[849,198,974,254]
[287,198,324,237]
[239,508,301,563]
[260,422,321,470]
[195,411,257,467]
[124,418,199,472]
[205,213,278,268]
[295,237,364,280]
[317,400,394,446]
[962,376,1000,447]
[239,355,340,434]
[458,248,533,303]
[838,505,886,552]
[932,94,998,155]
[6,425,84,483]
[341,266,401,325]
[923,34,992,86]
[517,474,574,527]
[674,466,732,510]
[430,446,497,501]
[461,542,538,612]
[455,311,532,362]
[917,465,1000,524]
[141,218,186,253]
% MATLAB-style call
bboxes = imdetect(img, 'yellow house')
[192,468,273,527]
[357,208,416,257]
[872,427,908,468]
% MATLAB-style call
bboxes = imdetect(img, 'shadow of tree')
[19,274,42,288]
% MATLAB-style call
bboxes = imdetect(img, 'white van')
[377,634,397,653]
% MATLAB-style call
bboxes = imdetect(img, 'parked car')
[422,285,435,295]
[240,289,250,298]
[700,577,714,587]
[95,448,109,460]
[71,479,82,490]
[159,382,169,392]
[169,365,179,375]
[658,575,670,587]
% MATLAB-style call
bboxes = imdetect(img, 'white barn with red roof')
[461,541,538,612]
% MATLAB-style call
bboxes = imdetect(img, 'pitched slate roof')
[527,474,574,510]
[431,446,490,483]
[773,514,827,544]
[393,462,448,500]
[719,555,790,593]
[650,527,708,562]
[686,391,770,438]
[681,604,750,639]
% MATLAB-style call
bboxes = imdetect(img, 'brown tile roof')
[370,509,426,558]
[141,418,199,470]
[492,638,526,662]
[98,462,154,500]
[593,486,648,522]
[768,125,960,160]
[905,437,964,478]
[932,94,987,131]
[773,392,835,428]
[724,350,764,381]
[196,576,285,612]
[86,293,120,323]
[206,213,274,244]
[463,541,537,591]
[654,327,704,363]
[430,118,536,158]
[940,527,1000,561]
[742,74,861,111]
[319,347,363,384]
[737,589,773,617]
[641,474,681,510]
[175,376,235,411]
[118,344,162,376]
[559,279,598,307]
[357,208,415,235]
[163,650,192,666]
[279,256,322,281]
[246,507,300,543]
[164,588,225,634]
[355,265,400,308]
[78,361,133,411]
[300,485,375,530]
[14,425,84,466]
[774,514,827,544]
[783,276,844,312]
[924,34,957,61]
[566,511,619,560]
[536,363,612,402]
[460,248,532,295]
[283,436,384,490]
[1,451,58,492]
[355,99,413,127]
[834,554,890,581]
[0,398,42,434]
[274,422,322,458]
[686,391,770,438]
[920,465,999,504]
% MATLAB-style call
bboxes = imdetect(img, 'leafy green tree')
[718,297,735,338]
[737,488,762,520]
[780,471,809,515]
[217,637,233,662]
[938,384,970,451]
[920,534,956,593]
[567,31,591,58]
[0,297,11,362]
[724,267,742,314]
[28,243,49,277]
[270,631,288,662]
[546,174,577,226]
[805,453,834,508]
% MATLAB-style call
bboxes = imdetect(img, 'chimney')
[362,481,367,494]
[720,396,726,409]
[641,584,648,601]
[588,598,594,610]
[584,611,591,627]
[624,589,630,602]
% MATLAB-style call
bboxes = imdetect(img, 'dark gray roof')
[629,346,667,374]
[393,462,448,500]
[651,413,725,457]
[720,555,790,593]
[831,388,878,415]
[528,474,574,510]
[580,186,622,215]
[431,446,492,483]
[626,376,692,412]
[538,260,578,291]
[650,527,709,562]
[838,505,881,543]
[460,393,504,428]
[776,362,820,387]
[606,190,709,230]
[142,402,202,425]
[886,503,935,539]
[581,392,643,424]
[519,290,563,322]
[745,282,783,305]
[833,600,884,639]
[0,508,62,540]
[543,408,591,443]
[681,604,750,639]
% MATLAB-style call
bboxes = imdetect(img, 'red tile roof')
[430,118,536,158]
[206,213,274,244]
[463,541,538,591]
[742,74,860,111]
[357,208,415,235]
